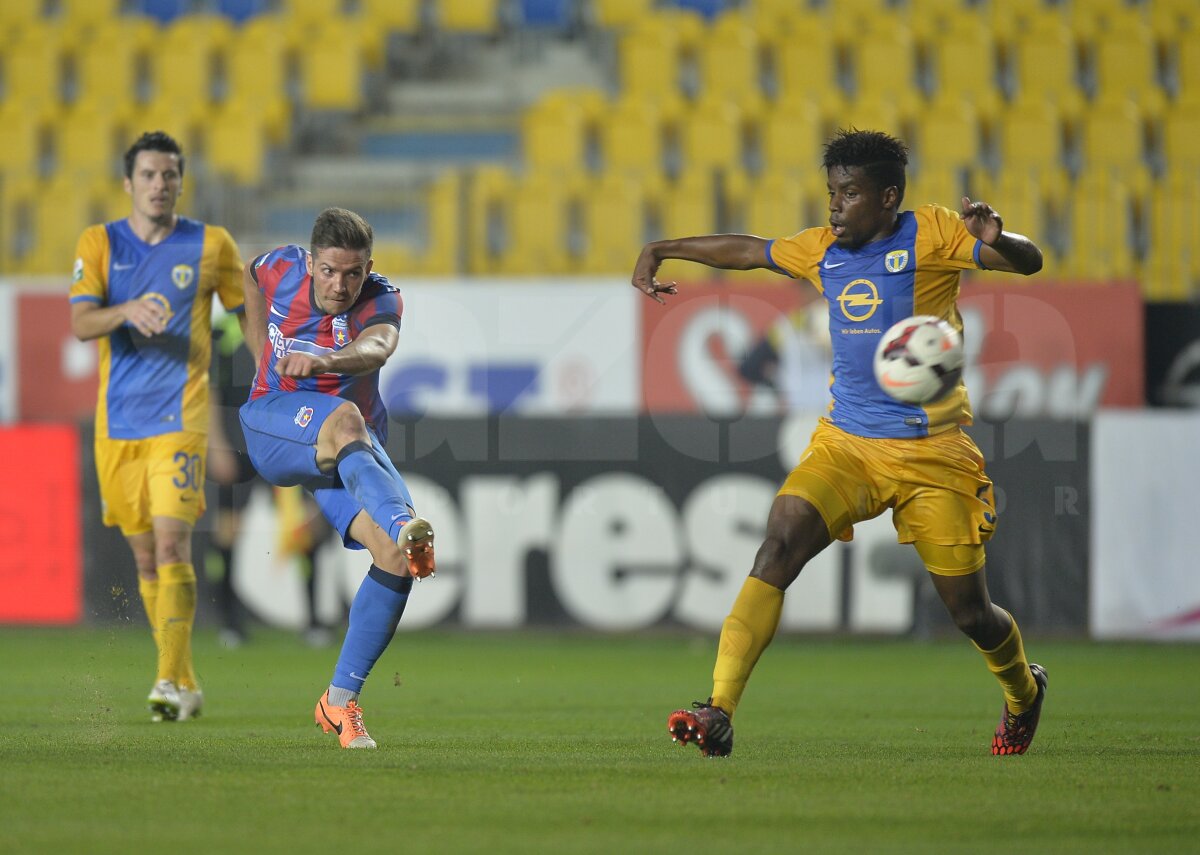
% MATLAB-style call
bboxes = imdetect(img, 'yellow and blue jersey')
[767,204,984,439]
[70,216,244,440]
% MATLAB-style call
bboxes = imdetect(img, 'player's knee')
[328,402,370,450]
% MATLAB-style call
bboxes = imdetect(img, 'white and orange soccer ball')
[873,315,964,405]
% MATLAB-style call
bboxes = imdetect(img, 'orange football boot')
[314,690,377,749]
[399,517,436,579]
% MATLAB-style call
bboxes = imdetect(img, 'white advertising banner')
[1091,410,1200,640]
[0,285,14,422]
[378,280,638,416]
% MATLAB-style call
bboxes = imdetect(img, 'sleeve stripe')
[973,239,987,270]
[764,239,791,275]
[69,294,102,304]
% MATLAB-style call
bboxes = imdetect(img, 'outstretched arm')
[632,235,772,303]
[961,197,1043,276]
[275,323,399,379]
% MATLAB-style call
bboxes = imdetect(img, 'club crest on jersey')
[73,257,84,283]
[332,315,349,347]
[885,250,909,273]
[171,264,195,290]
[294,406,314,428]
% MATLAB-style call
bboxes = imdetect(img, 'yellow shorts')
[95,432,207,536]
[779,418,997,549]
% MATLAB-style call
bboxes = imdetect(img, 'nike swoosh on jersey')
[113,263,136,270]
[269,306,287,317]
[823,260,847,269]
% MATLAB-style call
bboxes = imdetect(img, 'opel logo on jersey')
[836,279,883,322]
[885,250,909,273]
[140,293,174,322]
[172,264,195,290]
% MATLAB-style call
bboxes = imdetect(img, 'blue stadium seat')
[136,0,190,23]
[216,0,269,24]
[517,0,575,29]
[664,0,729,21]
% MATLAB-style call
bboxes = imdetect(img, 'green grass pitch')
[1,627,1197,854]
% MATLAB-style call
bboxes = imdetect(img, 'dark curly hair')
[123,130,185,179]
[823,129,908,204]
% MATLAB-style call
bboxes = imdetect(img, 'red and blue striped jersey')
[248,244,402,440]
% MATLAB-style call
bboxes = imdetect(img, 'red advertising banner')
[0,425,82,624]
[641,280,1144,417]
[17,292,99,422]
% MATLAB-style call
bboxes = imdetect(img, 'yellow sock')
[156,563,198,690]
[137,576,160,656]
[711,577,785,718]
[975,610,1037,714]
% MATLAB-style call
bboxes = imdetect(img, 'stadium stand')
[0,0,1193,297]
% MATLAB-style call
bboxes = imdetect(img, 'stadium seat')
[226,18,291,142]
[997,100,1066,172]
[759,97,824,175]
[0,0,39,31]
[973,167,1068,275]
[1162,104,1200,170]
[501,171,577,274]
[667,0,731,22]
[1080,100,1145,174]
[297,18,365,110]
[1006,23,1085,116]
[923,20,1002,119]
[695,19,762,104]
[2,22,71,110]
[55,102,130,181]
[657,168,717,239]
[73,18,156,108]
[149,15,233,108]
[129,101,202,162]
[1144,171,1200,298]
[416,169,461,275]
[590,0,653,30]
[679,97,747,174]
[579,172,650,274]
[215,0,270,24]
[904,165,964,212]
[25,175,99,274]
[60,0,124,32]
[740,166,811,240]
[522,92,593,174]
[618,17,689,99]
[600,95,677,176]
[205,100,268,185]
[831,94,906,144]
[915,98,981,175]
[1177,34,1200,102]
[1065,168,1137,279]
[850,22,918,104]
[769,28,839,103]
[516,0,575,31]
[434,0,501,35]
[136,0,190,24]
[466,165,515,274]
[1089,25,1164,111]
[0,103,47,180]
[361,0,422,34]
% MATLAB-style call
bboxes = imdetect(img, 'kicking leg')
[921,544,1047,755]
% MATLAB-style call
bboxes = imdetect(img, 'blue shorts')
[240,391,400,549]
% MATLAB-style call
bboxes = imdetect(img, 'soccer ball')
[873,315,964,405]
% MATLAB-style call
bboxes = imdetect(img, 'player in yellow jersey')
[69,131,247,722]
[633,129,1048,757]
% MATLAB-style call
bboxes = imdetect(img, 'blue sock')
[336,440,414,541]
[328,566,414,704]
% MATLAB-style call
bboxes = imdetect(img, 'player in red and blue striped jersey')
[239,207,435,749]
[635,129,1048,758]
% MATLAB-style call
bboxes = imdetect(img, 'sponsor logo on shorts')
[294,406,314,428]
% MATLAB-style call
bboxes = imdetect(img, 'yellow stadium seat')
[997,100,1065,172]
[832,94,906,142]
[150,15,233,108]
[129,101,202,161]
[1081,100,1145,173]
[26,175,99,275]
[466,165,515,274]
[226,17,291,142]
[0,0,39,30]
[0,103,48,178]
[417,170,462,275]
[3,23,71,109]
[1162,104,1200,170]
[60,0,123,32]
[904,165,964,211]
[916,98,980,174]
[500,172,576,275]
[297,18,364,110]
[435,0,500,35]
[361,0,422,34]
[1178,34,1200,101]
[1144,171,1200,298]
[592,0,653,30]
[56,102,130,182]
[923,21,1002,119]
[1091,26,1164,111]
[1006,23,1085,116]
[522,95,591,174]
[657,168,716,240]
[579,172,650,274]
[741,166,811,240]
[852,23,918,105]
[679,97,746,174]
[74,19,155,108]
[696,20,761,103]
[770,27,838,102]
[973,166,1068,274]
[1064,168,1137,280]
[618,19,687,99]
[205,101,268,185]
[1150,0,1198,44]
[600,95,676,176]
[759,96,824,175]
